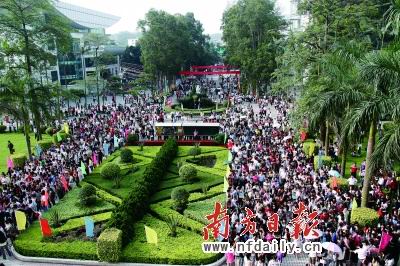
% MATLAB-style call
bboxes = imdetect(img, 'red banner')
[191,65,234,69]
[179,70,241,76]
[40,218,52,237]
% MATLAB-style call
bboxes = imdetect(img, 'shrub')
[45,127,55,136]
[179,164,198,183]
[313,155,332,168]
[11,154,27,168]
[188,145,201,158]
[49,209,61,227]
[101,163,121,180]
[138,142,144,151]
[107,138,178,245]
[120,148,133,163]
[328,177,349,189]
[0,125,6,133]
[97,228,122,262]
[127,134,139,145]
[350,207,379,227]
[202,184,209,195]
[214,133,225,144]
[165,214,181,237]
[171,187,189,213]
[79,184,97,206]
[38,140,53,150]
[53,131,67,144]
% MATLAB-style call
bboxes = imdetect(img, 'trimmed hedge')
[53,131,68,144]
[149,204,203,234]
[79,184,97,206]
[171,187,189,213]
[127,134,139,145]
[350,207,379,227]
[95,188,122,206]
[0,125,6,133]
[120,148,134,163]
[53,212,112,235]
[314,155,332,168]
[179,164,198,183]
[303,140,317,157]
[101,163,121,180]
[14,223,97,260]
[107,138,178,245]
[214,133,225,145]
[97,228,122,262]
[11,153,27,168]
[38,139,53,150]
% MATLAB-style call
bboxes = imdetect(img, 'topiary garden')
[14,142,228,264]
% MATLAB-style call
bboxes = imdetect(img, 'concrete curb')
[11,247,226,266]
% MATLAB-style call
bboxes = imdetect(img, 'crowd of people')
[0,94,165,259]
[223,96,400,266]
[0,76,398,265]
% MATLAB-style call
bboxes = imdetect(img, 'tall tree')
[222,0,286,94]
[0,0,72,142]
[138,9,218,89]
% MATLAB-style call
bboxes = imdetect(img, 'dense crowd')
[224,96,400,266]
[0,94,165,259]
[0,80,399,265]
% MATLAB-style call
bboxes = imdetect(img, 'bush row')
[350,207,379,227]
[53,212,112,236]
[11,154,27,168]
[97,228,122,262]
[107,138,178,245]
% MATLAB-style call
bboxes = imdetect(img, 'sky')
[60,0,292,35]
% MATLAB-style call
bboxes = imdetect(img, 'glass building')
[51,1,121,86]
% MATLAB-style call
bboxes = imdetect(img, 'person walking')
[7,141,14,154]
[0,227,12,260]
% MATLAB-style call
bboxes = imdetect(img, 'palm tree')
[298,42,367,174]
[345,48,400,207]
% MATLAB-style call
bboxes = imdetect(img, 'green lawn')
[42,188,115,221]
[85,166,148,199]
[130,146,161,158]
[0,133,51,173]
[184,194,226,224]
[121,214,220,264]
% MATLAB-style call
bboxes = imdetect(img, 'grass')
[42,188,115,221]
[176,146,226,157]
[184,194,226,224]
[85,166,148,199]
[121,214,220,264]
[151,147,227,202]
[0,133,51,173]
[85,148,156,199]
[151,170,224,203]
[129,146,161,158]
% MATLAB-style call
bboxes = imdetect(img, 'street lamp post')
[95,46,100,110]
[63,54,69,109]
[81,47,87,108]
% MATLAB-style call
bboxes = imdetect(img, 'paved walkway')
[2,257,65,266]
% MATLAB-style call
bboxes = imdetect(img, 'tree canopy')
[222,0,286,93]
[138,9,220,86]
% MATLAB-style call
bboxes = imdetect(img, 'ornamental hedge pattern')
[107,138,178,245]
